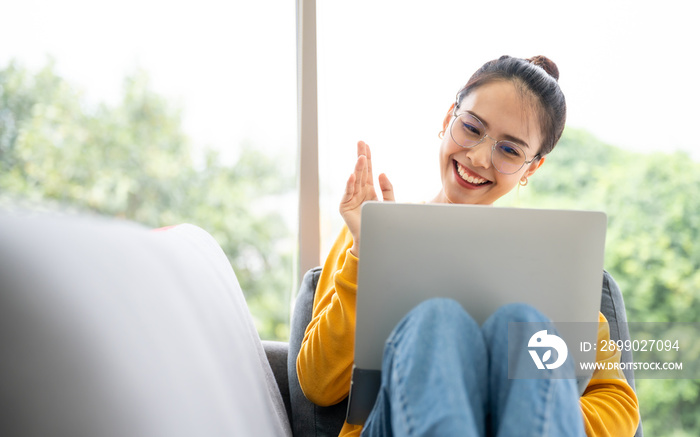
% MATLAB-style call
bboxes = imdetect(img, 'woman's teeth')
[456,162,488,185]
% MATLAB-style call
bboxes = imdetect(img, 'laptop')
[346,202,607,425]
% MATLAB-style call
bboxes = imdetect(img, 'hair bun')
[526,55,559,81]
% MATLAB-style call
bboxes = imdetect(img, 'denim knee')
[481,303,551,349]
[489,302,550,326]
[412,297,464,317]
[393,298,475,341]
[407,297,466,324]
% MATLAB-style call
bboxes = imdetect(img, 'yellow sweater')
[297,226,640,437]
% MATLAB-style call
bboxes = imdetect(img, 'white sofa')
[0,211,291,437]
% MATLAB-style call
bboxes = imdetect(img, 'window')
[0,0,297,340]
[315,2,699,436]
[316,0,699,251]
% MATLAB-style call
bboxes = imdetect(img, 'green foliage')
[0,60,294,340]
[498,127,700,435]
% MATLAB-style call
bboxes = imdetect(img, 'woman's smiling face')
[433,80,545,205]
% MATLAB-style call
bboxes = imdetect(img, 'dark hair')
[455,55,566,157]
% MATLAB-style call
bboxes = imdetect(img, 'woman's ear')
[442,103,455,133]
[524,156,546,179]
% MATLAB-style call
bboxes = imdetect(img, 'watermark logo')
[510,322,696,379]
[528,330,568,370]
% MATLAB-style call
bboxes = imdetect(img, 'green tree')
[0,60,294,340]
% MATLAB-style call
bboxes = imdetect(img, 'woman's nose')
[466,141,492,169]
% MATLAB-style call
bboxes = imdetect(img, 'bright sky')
[2,0,699,252]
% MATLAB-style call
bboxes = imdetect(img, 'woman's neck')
[430,189,452,204]
[429,189,494,206]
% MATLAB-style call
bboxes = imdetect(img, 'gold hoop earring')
[438,130,445,139]
[519,177,528,187]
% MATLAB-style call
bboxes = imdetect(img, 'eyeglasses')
[449,110,540,175]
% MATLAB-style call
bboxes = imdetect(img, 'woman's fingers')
[342,155,369,207]
[364,142,374,186]
[355,154,367,195]
[357,141,374,187]
[342,172,356,203]
[343,142,388,211]
[378,173,395,202]
[341,143,390,255]
[357,140,367,159]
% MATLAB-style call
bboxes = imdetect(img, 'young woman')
[297,55,640,436]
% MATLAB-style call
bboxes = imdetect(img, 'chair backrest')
[288,267,642,437]
[600,271,643,436]
[288,267,347,437]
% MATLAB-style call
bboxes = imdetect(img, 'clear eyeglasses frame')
[448,108,540,175]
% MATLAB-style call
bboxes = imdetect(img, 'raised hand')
[340,141,394,256]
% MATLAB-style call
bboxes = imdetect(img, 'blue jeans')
[361,298,585,437]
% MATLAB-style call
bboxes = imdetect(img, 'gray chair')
[287,267,347,437]
[276,268,643,436]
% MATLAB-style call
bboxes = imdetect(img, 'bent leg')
[362,298,487,437]
[483,303,585,437]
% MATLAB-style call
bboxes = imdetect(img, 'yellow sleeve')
[580,313,640,436]
[296,226,358,406]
